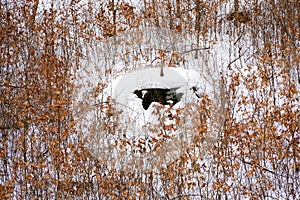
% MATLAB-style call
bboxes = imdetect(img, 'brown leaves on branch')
[1,0,299,199]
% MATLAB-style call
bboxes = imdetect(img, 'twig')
[170,193,205,200]
[227,46,251,69]
[179,47,210,55]
[239,158,289,178]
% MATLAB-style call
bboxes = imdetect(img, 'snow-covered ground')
[73,27,230,170]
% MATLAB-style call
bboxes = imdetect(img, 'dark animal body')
[134,88,183,110]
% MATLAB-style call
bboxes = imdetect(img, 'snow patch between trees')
[110,67,204,107]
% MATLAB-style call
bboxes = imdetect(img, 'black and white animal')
[134,88,183,110]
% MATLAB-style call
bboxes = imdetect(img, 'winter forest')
[0,0,299,199]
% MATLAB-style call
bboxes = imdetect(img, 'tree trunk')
[28,0,39,30]
[195,0,201,59]
[112,0,117,36]
[234,0,239,13]
[176,0,180,18]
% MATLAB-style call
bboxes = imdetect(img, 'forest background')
[0,0,299,199]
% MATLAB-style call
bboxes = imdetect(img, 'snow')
[84,65,217,173]
[103,66,213,137]
[73,27,224,171]
[110,67,203,106]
